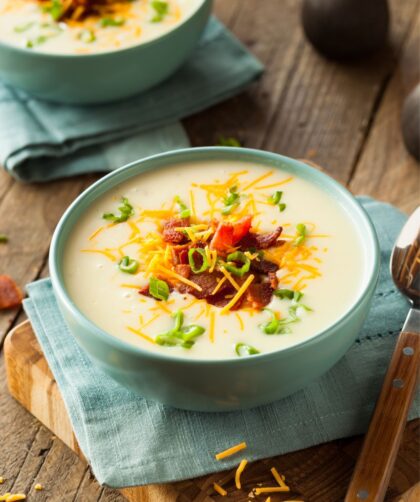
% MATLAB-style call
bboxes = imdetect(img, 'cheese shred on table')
[234,459,248,489]
[215,441,247,460]
[254,486,291,494]
[270,466,288,488]
[213,483,227,496]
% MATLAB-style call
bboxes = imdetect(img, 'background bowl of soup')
[49,147,380,411]
[0,0,211,104]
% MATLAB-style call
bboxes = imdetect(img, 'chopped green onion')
[155,309,205,349]
[14,22,35,33]
[101,17,125,27]
[268,191,282,205]
[268,191,286,212]
[26,35,49,48]
[149,276,170,301]
[103,197,134,223]
[222,185,240,215]
[0,234,8,243]
[172,309,183,331]
[188,248,209,274]
[78,29,96,43]
[118,256,139,274]
[224,251,250,277]
[273,288,295,300]
[235,343,260,356]
[294,223,307,246]
[217,136,242,147]
[42,0,63,20]
[259,308,297,335]
[151,0,169,22]
[174,196,191,219]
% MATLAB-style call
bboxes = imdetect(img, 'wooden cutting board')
[4,320,420,502]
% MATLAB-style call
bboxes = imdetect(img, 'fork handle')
[345,329,420,502]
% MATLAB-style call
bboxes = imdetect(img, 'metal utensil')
[345,207,420,502]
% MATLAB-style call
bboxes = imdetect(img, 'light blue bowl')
[50,147,380,411]
[0,0,211,104]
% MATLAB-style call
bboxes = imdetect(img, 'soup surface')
[0,0,202,54]
[63,160,365,359]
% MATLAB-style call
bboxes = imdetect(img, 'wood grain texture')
[0,0,419,500]
[3,322,420,502]
[345,331,420,502]
[349,10,420,213]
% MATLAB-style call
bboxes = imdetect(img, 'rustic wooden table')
[1,1,419,501]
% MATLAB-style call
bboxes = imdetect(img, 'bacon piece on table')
[0,275,23,310]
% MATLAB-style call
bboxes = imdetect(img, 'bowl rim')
[49,146,380,365]
[0,0,210,59]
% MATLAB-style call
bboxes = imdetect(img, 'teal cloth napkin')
[0,18,263,182]
[23,197,420,488]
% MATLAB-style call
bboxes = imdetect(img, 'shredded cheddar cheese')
[220,267,241,291]
[156,266,203,292]
[213,483,227,496]
[209,310,216,343]
[235,313,244,331]
[221,275,255,313]
[81,248,117,261]
[270,467,288,488]
[254,486,290,494]
[126,326,155,344]
[235,459,248,489]
[215,442,247,460]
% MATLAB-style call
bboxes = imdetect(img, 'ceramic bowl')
[50,147,380,411]
[0,0,212,104]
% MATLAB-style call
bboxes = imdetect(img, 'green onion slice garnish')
[151,0,169,22]
[224,251,251,277]
[188,248,209,274]
[155,309,205,349]
[294,223,307,246]
[235,343,260,357]
[149,276,170,301]
[118,256,139,274]
[14,22,35,33]
[217,136,242,147]
[268,191,286,212]
[100,17,125,27]
[42,0,63,21]
[103,197,134,223]
[174,195,191,219]
[0,234,8,243]
[78,29,96,43]
[222,185,240,215]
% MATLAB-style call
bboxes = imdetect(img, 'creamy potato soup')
[63,160,365,359]
[0,0,202,54]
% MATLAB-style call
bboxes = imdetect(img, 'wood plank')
[349,11,420,213]
[3,321,419,501]
[187,0,419,186]
[0,175,97,344]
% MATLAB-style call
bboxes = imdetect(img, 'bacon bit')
[268,271,278,289]
[239,226,283,250]
[232,215,253,243]
[245,283,273,309]
[210,221,234,252]
[178,272,229,300]
[250,258,279,274]
[210,216,253,253]
[171,245,189,265]
[162,218,190,244]
[174,264,191,279]
[0,275,23,310]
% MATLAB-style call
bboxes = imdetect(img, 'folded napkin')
[23,197,420,488]
[0,18,263,182]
